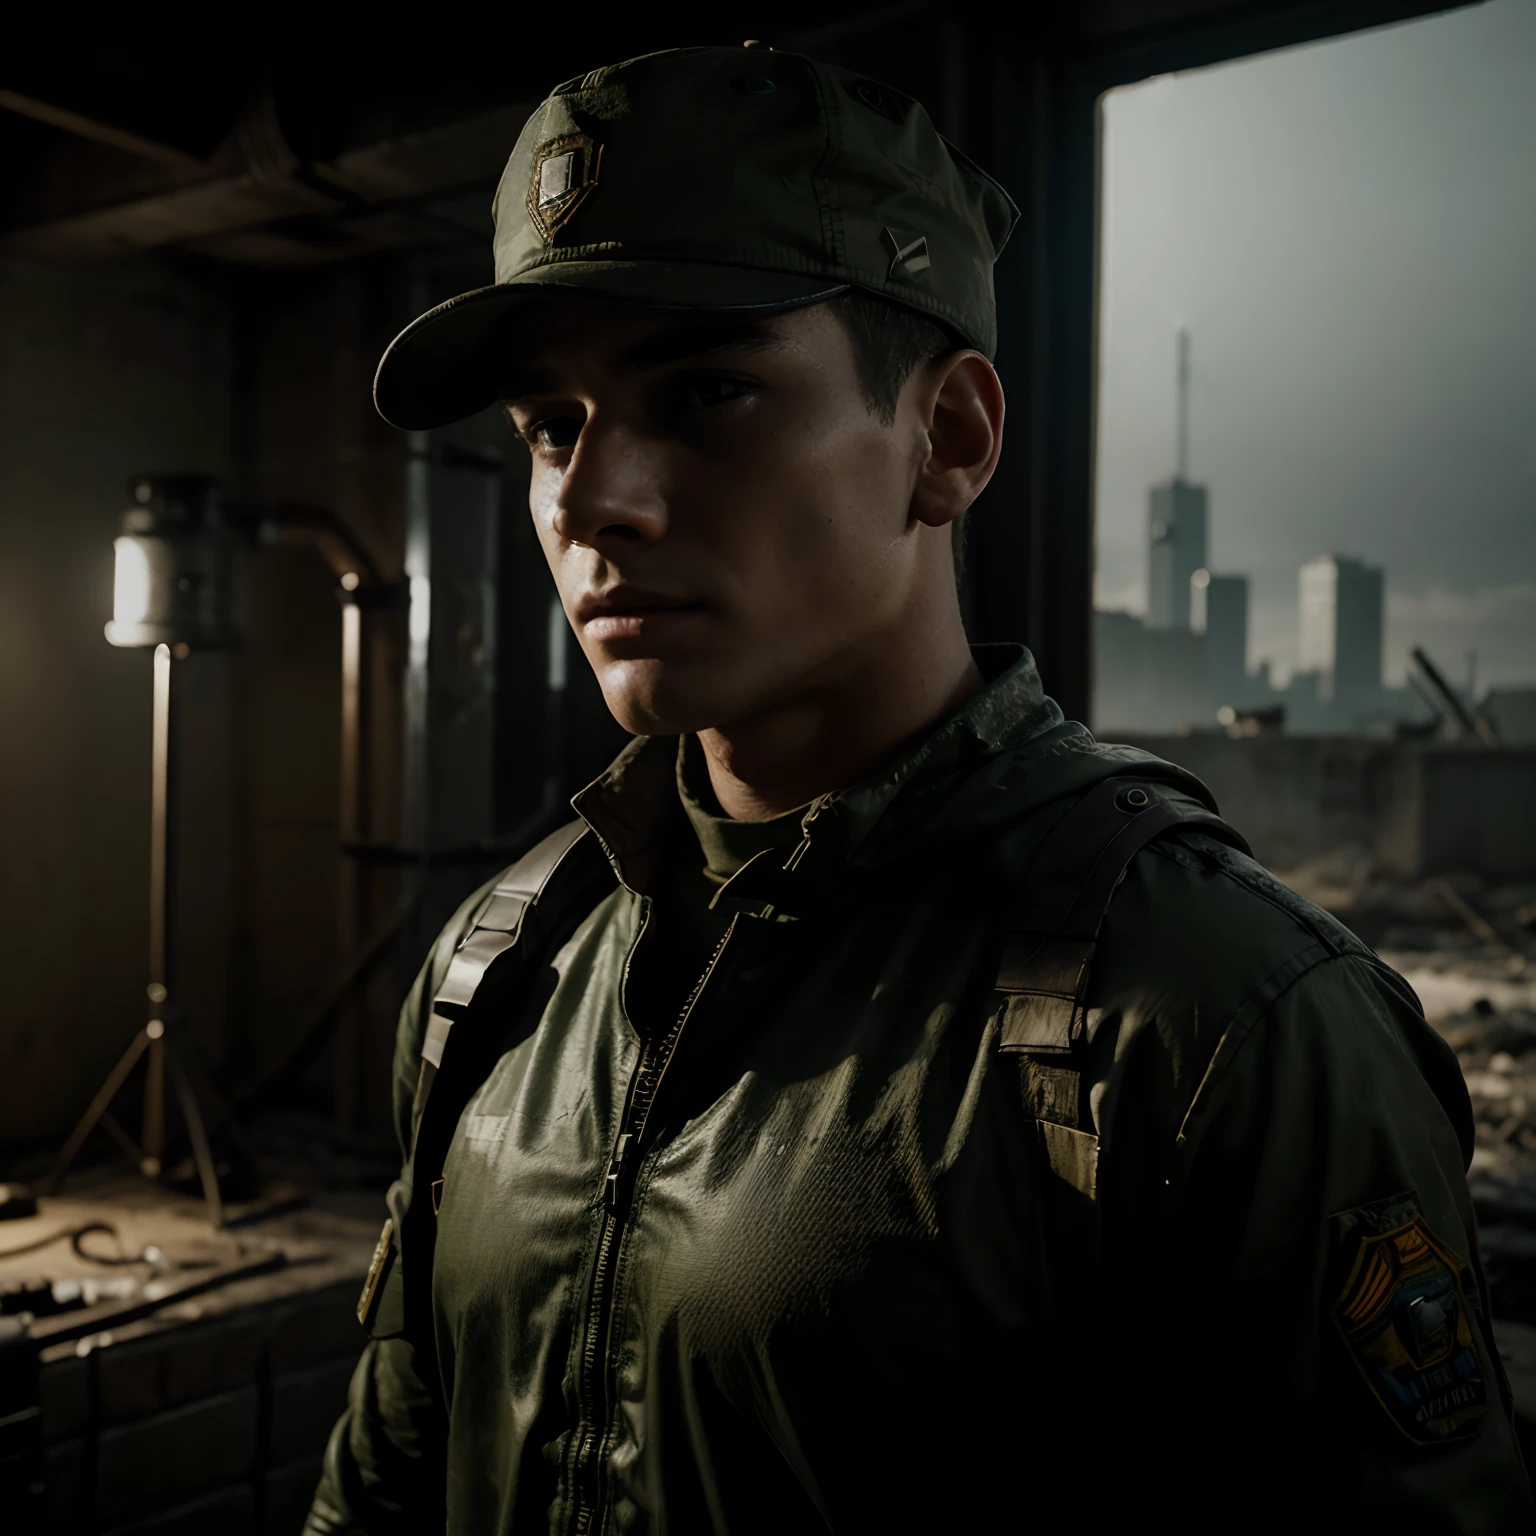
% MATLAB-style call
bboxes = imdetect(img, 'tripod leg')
[99,1111,144,1167]
[166,1041,222,1228]
[41,1029,152,1195]
[174,1040,259,1175]
[142,1030,166,1177]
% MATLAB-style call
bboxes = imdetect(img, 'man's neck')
[696,618,983,822]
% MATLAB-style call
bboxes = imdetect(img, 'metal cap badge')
[373,45,1020,431]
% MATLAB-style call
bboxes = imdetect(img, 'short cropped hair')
[826,290,957,425]
[826,290,970,579]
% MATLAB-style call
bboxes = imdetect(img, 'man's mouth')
[575,586,706,642]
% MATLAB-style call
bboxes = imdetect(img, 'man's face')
[503,296,939,737]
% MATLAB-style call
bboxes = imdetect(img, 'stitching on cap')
[803,57,842,270]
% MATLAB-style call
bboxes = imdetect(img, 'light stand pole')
[45,643,227,1222]
[42,477,241,1226]
[43,477,386,1223]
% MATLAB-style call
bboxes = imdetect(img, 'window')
[1093,0,1536,742]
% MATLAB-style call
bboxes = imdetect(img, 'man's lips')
[575,587,705,641]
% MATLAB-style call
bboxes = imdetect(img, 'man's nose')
[551,418,667,550]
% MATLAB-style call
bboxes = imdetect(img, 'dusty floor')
[0,1115,386,1345]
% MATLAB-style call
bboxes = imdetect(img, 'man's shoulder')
[1159,827,1366,956]
[1085,823,1468,1146]
[1099,823,1382,1018]
[977,727,1353,998]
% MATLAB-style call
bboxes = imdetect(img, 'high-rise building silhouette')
[1191,569,1248,703]
[1147,331,1208,629]
[1298,554,1384,711]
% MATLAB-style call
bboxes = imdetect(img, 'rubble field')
[1280,850,1536,1330]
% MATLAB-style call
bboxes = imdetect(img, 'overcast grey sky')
[1095,0,1536,689]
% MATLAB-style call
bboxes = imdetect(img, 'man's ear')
[908,352,1005,529]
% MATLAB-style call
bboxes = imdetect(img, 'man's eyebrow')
[499,363,559,405]
[501,317,789,404]
[615,318,790,374]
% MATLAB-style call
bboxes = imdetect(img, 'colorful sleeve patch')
[1331,1211,1486,1445]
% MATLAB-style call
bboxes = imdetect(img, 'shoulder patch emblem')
[527,133,602,243]
[1332,1213,1486,1444]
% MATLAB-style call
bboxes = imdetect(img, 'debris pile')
[1279,846,1536,1325]
[1439,1004,1536,1324]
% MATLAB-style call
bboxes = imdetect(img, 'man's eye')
[676,376,755,411]
[526,416,580,451]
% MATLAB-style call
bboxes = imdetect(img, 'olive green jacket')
[306,648,1531,1534]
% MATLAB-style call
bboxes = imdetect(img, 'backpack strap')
[995,778,1251,1059]
[410,819,601,1151]
[994,778,1250,1263]
[356,819,614,1351]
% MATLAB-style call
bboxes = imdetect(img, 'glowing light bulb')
[113,537,152,626]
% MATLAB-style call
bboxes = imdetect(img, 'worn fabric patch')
[526,133,602,243]
[1332,1212,1486,1444]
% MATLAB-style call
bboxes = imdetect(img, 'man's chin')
[596,655,762,739]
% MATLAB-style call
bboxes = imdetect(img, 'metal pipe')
[1411,645,1498,746]
[403,434,432,861]
[254,502,378,586]
[334,599,365,1128]
[340,602,363,843]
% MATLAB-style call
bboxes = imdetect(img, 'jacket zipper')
[568,911,738,1536]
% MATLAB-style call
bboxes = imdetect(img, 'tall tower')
[1176,325,1191,483]
[1298,555,1384,712]
[1147,330,1209,630]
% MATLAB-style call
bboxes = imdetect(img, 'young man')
[307,45,1531,1535]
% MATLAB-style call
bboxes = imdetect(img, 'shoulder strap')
[410,818,605,1152]
[357,819,613,1348]
[991,779,1248,1291]
[994,778,1250,1057]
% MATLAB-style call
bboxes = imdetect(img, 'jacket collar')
[571,644,1069,906]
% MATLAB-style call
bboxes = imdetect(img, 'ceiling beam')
[0,103,527,263]
[0,87,204,170]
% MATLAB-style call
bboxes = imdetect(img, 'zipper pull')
[603,1132,634,1212]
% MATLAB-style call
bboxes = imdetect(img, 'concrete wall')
[1119,731,1536,877]
[1375,747,1536,880]
[1117,731,1384,868]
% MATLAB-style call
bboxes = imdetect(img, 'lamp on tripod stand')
[42,475,243,1226]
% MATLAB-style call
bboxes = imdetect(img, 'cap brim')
[373,262,849,430]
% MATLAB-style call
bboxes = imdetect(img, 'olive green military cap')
[373,44,1019,430]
